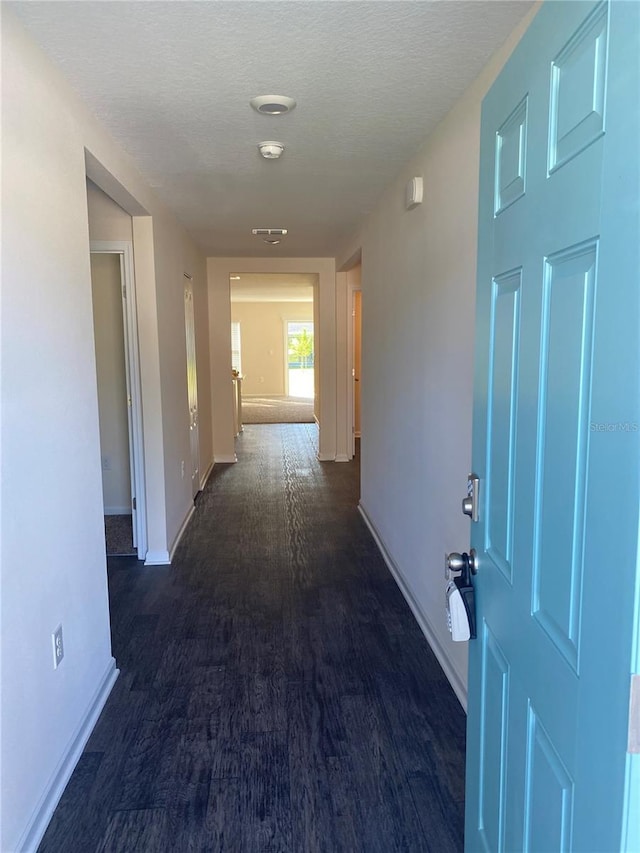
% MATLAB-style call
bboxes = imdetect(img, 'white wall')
[90,253,132,513]
[87,179,133,242]
[0,12,212,850]
[336,7,538,707]
[208,258,336,462]
[231,301,314,396]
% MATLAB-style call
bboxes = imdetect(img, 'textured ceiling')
[230,273,316,302]
[9,0,534,257]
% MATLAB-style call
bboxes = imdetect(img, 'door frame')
[90,240,147,560]
[348,283,362,458]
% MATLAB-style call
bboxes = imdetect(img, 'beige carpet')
[104,514,136,556]
[242,395,315,424]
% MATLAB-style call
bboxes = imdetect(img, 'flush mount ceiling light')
[250,95,296,115]
[258,141,284,159]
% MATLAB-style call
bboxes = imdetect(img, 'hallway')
[38,424,466,852]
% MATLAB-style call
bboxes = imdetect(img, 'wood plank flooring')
[38,424,466,852]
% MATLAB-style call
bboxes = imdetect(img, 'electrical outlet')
[101,455,112,471]
[181,460,185,479]
[52,625,64,669]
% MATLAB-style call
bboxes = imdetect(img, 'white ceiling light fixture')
[258,141,284,159]
[250,95,296,115]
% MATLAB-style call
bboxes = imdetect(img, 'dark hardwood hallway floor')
[38,424,466,853]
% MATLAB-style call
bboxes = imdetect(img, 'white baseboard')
[104,506,131,516]
[317,452,335,462]
[335,453,350,463]
[199,459,215,491]
[358,502,468,712]
[144,549,171,566]
[168,504,195,562]
[17,658,119,853]
[214,454,237,464]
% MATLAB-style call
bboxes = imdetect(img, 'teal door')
[465,2,640,850]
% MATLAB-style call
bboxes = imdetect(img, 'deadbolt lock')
[462,473,480,523]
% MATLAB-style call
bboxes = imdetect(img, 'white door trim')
[91,240,147,560]
[347,281,361,459]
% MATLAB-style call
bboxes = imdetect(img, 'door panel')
[486,268,521,583]
[478,625,510,852]
[524,707,573,853]
[466,2,639,850]
[533,241,597,671]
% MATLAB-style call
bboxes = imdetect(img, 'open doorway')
[183,274,200,499]
[230,273,318,426]
[345,260,362,462]
[90,243,147,559]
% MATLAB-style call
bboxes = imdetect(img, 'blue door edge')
[622,549,640,852]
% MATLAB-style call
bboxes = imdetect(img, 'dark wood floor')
[38,424,466,853]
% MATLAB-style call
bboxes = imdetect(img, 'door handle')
[447,549,477,575]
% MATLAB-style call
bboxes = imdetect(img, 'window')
[231,321,242,373]
[287,322,314,369]
[286,321,314,398]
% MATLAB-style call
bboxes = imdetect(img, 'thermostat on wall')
[405,177,423,210]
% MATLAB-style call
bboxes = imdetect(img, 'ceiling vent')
[251,229,288,237]
[250,95,296,115]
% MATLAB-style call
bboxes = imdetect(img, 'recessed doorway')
[90,242,147,559]
[230,273,318,427]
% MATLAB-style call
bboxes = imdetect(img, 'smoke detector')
[250,95,296,115]
[258,141,284,160]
